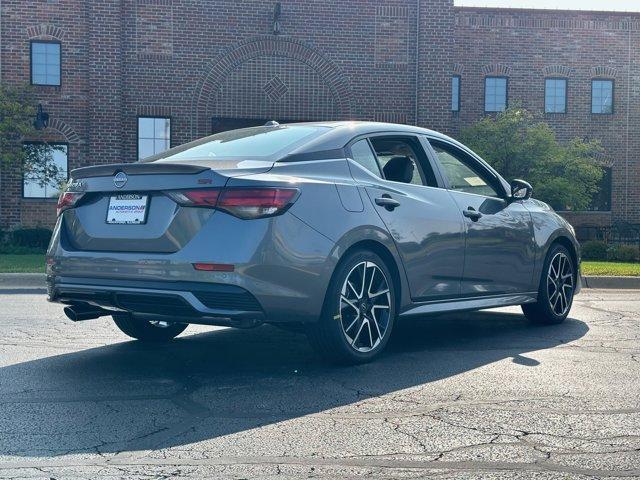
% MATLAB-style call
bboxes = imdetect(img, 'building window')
[592,80,614,114]
[451,75,461,112]
[22,143,68,198]
[545,78,567,114]
[484,77,507,112]
[30,41,61,86]
[138,117,171,160]
[588,167,612,211]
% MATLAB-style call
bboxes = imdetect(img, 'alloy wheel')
[339,261,392,352]
[547,252,574,316]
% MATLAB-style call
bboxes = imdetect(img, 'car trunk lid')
[63,160,274,253]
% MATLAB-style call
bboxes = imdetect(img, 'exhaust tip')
[63,306,79,322]
[64,305,105,322]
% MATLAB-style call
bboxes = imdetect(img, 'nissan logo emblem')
[113,172,128,188]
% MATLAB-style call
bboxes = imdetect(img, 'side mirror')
[510,179,533,201]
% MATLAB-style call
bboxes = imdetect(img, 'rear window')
[158,125,328,161]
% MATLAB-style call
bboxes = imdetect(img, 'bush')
[8,228,53,250]
[581,240,608,260]
[607,244,640,263]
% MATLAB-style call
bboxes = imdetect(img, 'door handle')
[463,207,482,221]
[375,195,401,211]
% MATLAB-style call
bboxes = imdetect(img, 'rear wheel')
[307,250,396,364]
[112,314,188,342]
[522,244,575,325]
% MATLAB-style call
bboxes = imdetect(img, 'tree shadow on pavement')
[0,310,588,457]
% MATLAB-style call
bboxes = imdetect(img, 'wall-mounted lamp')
[273,2,282,35]
[33,104,50,130]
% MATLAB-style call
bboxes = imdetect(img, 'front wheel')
[112,314,188,342]
[522,244,575,325]
[306,250,397,364]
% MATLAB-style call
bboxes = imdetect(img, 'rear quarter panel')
[248,159,412,313]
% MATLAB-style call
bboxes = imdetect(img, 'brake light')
[56,192,84,217]
[167,189,221,207]
[217,188,298,219]
[165,188,299,219]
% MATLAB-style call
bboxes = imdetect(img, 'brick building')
[0,0,638,232]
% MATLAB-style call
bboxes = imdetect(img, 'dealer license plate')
[106,194,149,224]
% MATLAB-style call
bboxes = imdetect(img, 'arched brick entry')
[191,37,353,138]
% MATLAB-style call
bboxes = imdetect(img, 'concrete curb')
[581,275,640,290]
[1,273,639,290]
[0,273,46,288]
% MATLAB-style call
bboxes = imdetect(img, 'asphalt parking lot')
[0,288,638,479]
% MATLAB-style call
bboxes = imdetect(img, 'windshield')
[157,125,329,162]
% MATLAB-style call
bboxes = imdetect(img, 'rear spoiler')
[71,162,209,179]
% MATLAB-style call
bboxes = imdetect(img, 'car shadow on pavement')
[0,310,588,457]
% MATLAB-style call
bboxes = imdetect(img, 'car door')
[427,138,536,296]
[347,135,465,301]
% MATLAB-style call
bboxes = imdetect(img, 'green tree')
[0,84,36,167]
[460,106,604,211]
[0,84,65,191]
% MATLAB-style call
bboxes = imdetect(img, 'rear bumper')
[48,276,266,326]
[46,210,338,324]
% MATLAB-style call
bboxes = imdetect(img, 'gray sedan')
[47,122,581,363]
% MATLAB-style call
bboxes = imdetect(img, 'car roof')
[142,120,462,164]
[279,121,457,158]
[277,121,509,193]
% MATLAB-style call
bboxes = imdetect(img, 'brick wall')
[0,0,455,229]
[453,7,640,227]
[0,0,88,228]
[2,1,639,231]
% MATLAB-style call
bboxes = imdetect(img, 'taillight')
[165,188,299,219]
[217,188,298,219]
[166,189,221,207]
[56,192,84,217]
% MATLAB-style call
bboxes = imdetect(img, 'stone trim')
[44,118,81,144]
[452,63,465,75]
[592,152,615,168]
[591,66,618,78]
[456,10,640,31]
[26,23,66,41]
[542,65,574,77]
[482,64,511,76]
[136,105,173,117]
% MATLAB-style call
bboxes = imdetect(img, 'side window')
[430,142,500,198]
[369,136,437,187]
[349,139,382,177]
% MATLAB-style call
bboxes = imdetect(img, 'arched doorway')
[191,37,353,137]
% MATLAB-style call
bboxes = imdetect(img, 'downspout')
[0,0,3,228]
[0,0,3,82]
[414,0,420,126]
[625,26,631,221]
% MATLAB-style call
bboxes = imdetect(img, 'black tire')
[522,243,576,325]
[306,249,397,364]
[112,314,188,342]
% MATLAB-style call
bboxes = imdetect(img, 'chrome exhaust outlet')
[63,305,109,322]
